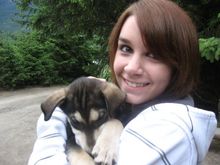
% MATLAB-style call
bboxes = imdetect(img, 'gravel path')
[0,86,63,165]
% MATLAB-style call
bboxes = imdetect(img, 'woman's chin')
[125,93,149,105]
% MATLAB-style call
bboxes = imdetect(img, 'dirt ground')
[202,139,220,165]
[0,86,219,165]
[0,86,63,165]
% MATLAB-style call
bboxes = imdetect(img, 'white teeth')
[126,80,148,87]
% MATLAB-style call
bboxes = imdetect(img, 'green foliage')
[79,34,108,76]
[98,64,111,81]
[8,0,129,88]
[0,39,17,88]
[12,32,61,86]
[175,1,220,37]
[14,0,129,38]
[0,31,64,88]
[0,0,218,89]
[0,30,107,88]
[199,37,220,62]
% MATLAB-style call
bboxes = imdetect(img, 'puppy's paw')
[92,119,123,165]
[68,146,95,165]
[92,142,118,165]
[69,155,95,165]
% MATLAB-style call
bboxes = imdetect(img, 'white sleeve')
[28,107,70,165]
[117,108,197,165]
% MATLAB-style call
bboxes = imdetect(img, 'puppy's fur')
[41,77,126,165]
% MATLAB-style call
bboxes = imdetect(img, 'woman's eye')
[119,45,132,53]
[145,52,161,62]
[145,52,155,59]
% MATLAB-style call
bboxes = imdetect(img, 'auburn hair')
[108,0,200,99]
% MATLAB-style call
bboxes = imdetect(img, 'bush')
[0,41,17,88]
[0,31,109,89]
[98,64,111,81]
[0,32,64,89]
[199,37,220,63]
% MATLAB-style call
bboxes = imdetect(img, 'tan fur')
[92,119,123,164]
[89,109,101,122]
[68,146,95,165]
[101,82,126,114]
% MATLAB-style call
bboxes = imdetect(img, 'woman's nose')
[124,55,143,75]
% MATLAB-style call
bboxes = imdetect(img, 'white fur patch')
[73,111,86,124]
[70,125,92,153]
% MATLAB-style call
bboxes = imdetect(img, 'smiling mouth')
[126,79,149,87]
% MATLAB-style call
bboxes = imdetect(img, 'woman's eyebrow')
[118,37,131,44]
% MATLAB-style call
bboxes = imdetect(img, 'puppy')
[41,77,126,165]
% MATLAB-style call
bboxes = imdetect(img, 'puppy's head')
[41,77,125,151]
[41,77,125,121]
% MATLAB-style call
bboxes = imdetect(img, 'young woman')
[28,0,217,164]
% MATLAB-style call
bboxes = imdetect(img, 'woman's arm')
[28,107,69,165]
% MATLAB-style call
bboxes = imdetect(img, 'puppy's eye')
[91,109,108,129]
[70,117,85,130]
[96,109,107,121]
[98,110,106,119]
[71,117,79,125]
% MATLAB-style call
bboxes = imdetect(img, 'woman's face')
[113,16,172,105]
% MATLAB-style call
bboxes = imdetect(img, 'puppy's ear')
[101,82,126,115]
[41,88,68,121]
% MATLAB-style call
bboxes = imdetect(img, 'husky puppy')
[41,77,126,165]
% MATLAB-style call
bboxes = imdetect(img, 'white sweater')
[118,103,217,165]
[28,102,217,165]
[28,108,69,165]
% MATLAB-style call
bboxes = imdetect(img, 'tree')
[12,0,134,81]
[14,0,130,37]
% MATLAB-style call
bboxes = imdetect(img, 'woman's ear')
[101,82,126,116]
[41,87,68,121]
